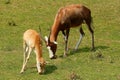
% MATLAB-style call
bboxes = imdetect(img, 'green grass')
[0,0,120,80]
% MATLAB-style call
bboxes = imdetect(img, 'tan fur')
[20,29,45,74]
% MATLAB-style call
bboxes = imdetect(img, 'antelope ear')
[53,41,58,44]
[44,36,48,42]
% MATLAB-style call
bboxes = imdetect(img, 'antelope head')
[45,36,57,59]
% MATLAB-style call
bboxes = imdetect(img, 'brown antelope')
[45,4,95,59]
[20,29,45,74]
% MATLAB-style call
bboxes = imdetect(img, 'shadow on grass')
[27,65,57,75]
[72,45,109,53]
[59,45,109,57]
[44,65,57,75]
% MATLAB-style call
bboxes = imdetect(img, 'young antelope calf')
[20,29,45,74]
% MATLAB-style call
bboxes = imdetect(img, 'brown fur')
[46,4,94,58]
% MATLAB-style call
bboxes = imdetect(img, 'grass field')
[0,0,120,80]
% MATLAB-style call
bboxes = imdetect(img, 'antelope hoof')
[63,54,67,57]
[20,71,24,74]
[91,47,95,51]
[74,48,78,51]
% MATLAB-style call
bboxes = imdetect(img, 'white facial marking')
[45,36,48,42]
[47,46,54,58]
[36,61,41,73]
[53,41,58,44]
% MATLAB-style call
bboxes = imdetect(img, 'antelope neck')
[49,25,59,42]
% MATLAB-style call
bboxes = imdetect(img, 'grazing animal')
[20,29,45,74]
[45,4,95,59]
